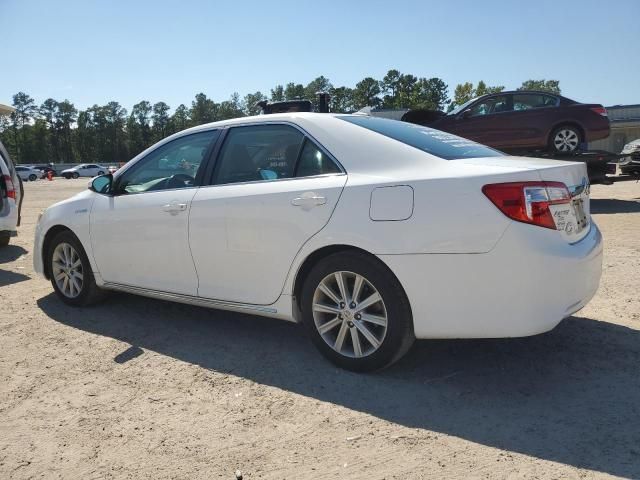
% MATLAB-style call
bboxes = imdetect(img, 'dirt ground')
[1,177,639,480]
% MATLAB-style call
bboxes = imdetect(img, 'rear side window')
[339,116,504,160]
[513,94,558,110]
[295,140,341,177]
[215,125,305,184]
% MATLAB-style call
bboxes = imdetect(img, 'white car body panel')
[34,113,603,339]
[0,156,19,233]
[189,174,347,304]
[90,188,199,295]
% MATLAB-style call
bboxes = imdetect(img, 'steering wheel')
[166,173,195,189]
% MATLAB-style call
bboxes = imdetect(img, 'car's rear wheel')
[47,230,107,306]
[28,174,37,181]
[301,251,414,372]
[550,125,582,154]
[72,172,79,179]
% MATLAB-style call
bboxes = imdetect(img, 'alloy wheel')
[554,129,579,152]
[312,271,388,358]
[52,242,84,298]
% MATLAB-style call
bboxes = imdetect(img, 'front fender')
[33,190,98,277]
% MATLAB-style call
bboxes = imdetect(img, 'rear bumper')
[0,200,18,233]
[584,122,610,143]
[379,221,603,339]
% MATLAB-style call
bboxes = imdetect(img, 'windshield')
[338,115,504,160]
[448,97,480,116]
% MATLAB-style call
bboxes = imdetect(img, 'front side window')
[513,94,558,111]
[469,95,512,116]
[116,130,218,193]
[214,125,305,184]
[339,115,504,160]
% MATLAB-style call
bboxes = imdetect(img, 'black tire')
[0,232,10,248]
[47,230,107,306]
[16,175,23,226]
[300,251,415,372]
[72,172,79,179]
[28,174,37,181]
[97,171,104,176]
[550,125,582,154]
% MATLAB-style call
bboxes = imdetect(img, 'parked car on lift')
[0,140,24,247]
[15,165,45,181]
[402,91,610,154]
[61,164,108,179]
[34,113,602,371]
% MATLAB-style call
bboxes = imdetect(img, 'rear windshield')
[338,115,504,160]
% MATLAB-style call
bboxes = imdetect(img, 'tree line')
[0,71,560,165]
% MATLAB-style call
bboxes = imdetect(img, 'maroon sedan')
[408,91,610,154]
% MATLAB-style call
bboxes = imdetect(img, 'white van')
[0,141,23,247]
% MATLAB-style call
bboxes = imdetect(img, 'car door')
[189,123,347,305]
[507,93,560,148]
[90,129,219,295]
[447,94,514,147]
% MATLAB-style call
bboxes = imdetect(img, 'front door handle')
[162,202,188,214]
[291,192,327,208]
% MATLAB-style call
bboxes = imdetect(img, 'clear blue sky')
[1,0,638,112]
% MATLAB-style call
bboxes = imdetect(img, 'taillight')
[482,181,571,230]
[590,106,607,117]
[2,175,16,200]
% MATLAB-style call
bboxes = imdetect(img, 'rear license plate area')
[572,198,588,232]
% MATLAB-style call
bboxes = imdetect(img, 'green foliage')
[0,73,560,165]
[243,91,267,116]
[449,81,506,111]
[270,85,285,102]
[284,83,305,100]
[353,77,382,109]
[518,79,561,94]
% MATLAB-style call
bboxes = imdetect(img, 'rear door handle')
[162,202,188,214]
[291,192,327,208]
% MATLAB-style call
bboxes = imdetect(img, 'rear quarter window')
[338,115,504,160]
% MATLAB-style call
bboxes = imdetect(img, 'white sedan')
[61,164,108,179]
[33,113,602,371]
[15,165,45,181]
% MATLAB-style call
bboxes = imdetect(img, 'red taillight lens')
[482,181,571,230]
[590,106,608,116]
[2,175,16,200]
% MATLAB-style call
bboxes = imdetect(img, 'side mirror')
[460,109,472,119]
[89,174,113,194]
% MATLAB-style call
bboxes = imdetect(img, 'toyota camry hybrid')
[33,113,603,371]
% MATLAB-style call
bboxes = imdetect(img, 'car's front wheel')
[550,125,582,154]
[72,172,79,179]
[28,174,37,181]
[47,230,106,306]
[97,171,104,176]
[301,251,414,372]
[0,232,10,248]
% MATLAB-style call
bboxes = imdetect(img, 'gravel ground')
[1,177,639,480]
